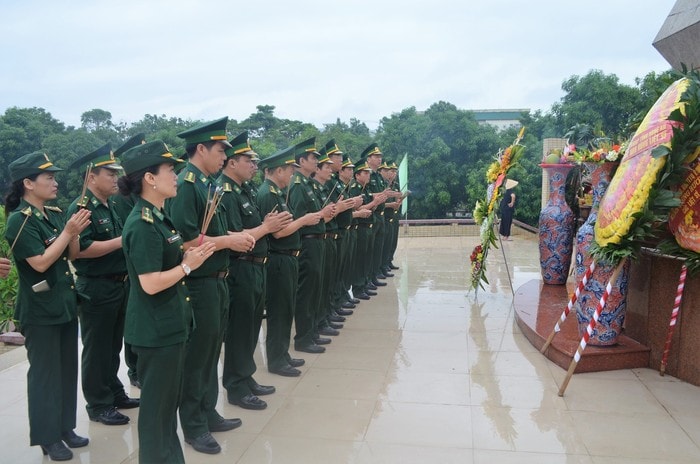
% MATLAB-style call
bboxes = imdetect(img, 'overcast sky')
[0,0,679,130]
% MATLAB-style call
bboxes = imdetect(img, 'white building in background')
[471,108,528,130]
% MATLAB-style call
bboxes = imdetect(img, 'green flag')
[399,153,408,216]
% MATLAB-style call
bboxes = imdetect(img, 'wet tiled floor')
[1,233,700,463]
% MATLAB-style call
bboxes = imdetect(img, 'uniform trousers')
[76,276,128,417]
[371,216,385,277]
[352,226,372,293]
[133,342,185,464]
[223,259,266,400]
[23,319,78,446]
[265,253,299,370]
[294,237,324,347]
[179,277,228,439]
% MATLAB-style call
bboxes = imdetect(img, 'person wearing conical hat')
[118,140,215,464]
[287,137,336,353]
[166,117,254,455]
[4,151,92,461]
[218,132,292,407]
[499,179,518,240]
[66,144,140,429]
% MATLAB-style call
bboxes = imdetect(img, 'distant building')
[471,109,528,130]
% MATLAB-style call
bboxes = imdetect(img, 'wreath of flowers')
[470,128,525,291]
[590,69,700,271]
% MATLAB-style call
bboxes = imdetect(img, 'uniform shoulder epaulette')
[184,171,196,183]
[294,177,301,184]
[232,183,242,194]
[140,207,154,224]
[222,182,232,192]
[269,185,278,194]
[45,206,62,213]
[21,206,32,216]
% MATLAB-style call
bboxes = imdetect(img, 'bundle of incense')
[321,182,340,208]
[199,186,225,245]
[77,162,94,208]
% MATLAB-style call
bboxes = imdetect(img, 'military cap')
[317,151,334,165]
[341,154,355,169]
[353,158,371,173]
[9,151,63,182]
[294,137,320,159]
[258,146,299,170]
[114,133,146,158]
[226,131,259,160]
[360,143,382,158]
[177,117,232,147]
[390,160,398,169]
[323,139,343,156]
[69,143,121,171]
[120,140,184,175]
[378,159,391,170]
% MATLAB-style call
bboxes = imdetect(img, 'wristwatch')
[180,263,191,276]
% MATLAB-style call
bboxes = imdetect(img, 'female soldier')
[4,151,92,461]
[118,141,215,464]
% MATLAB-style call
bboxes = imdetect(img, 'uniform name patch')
[167,233,182,244]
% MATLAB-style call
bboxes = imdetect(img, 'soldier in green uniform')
[4,152,92,461]
[347,158,376,300]
[380,160,403,273]
[287,137,336,353]
[219,132,291,410]
[168,118,254,455]
[257,147,322,376]
[66,144,139,428]
[118,140,216,464]
[112,132,147,389]
[362,143,390,289]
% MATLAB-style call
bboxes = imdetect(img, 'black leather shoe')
[337,307,354,315]
[249,379,276,396]
[209,417,242,432]
[313,336,332,344]
[287,357,305,367]
[295,343,325,353]
[366,282,377,290]
[375,273,387,280]
[129,378,141,389]
[389,263,399,270]
[326,322,343,331]
[114,394,140,409]
[356,293,370,300]
[61,430,89,448]
[329,313,345,323]
[351,297,361,304]
[185,432,221,454]
[341,302,356,310]
[382,270,395,277]
[365,289,378,296]
[41,442,73,461]
[91,407,130,425]
[372,279,387,286]
[229,393,267,410]
[270,365,301,377]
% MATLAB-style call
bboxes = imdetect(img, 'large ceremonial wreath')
[469,129,525,291]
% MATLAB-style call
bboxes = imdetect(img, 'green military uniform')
[331,153,356,309]
[66,144,133,420]
[113,132,147,386]
[381,160,401,271]
[348,159,374,296]
[218,132,269,403]
[362,143,387,282]
[5,152,79,448]
[288,137,326,350]
[120,140,189,464]
[168,118,233,441]
[256,147,302,371]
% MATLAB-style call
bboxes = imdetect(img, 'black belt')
[270,249,301,257]
[302,234,327,240]
[189,270,229,279]
[357,223,373,229]
[237,255,268,265]
[87,274,128,282]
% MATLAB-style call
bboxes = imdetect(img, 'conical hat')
[505,179,519,189]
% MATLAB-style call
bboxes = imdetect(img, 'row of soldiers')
[12,116,403,459]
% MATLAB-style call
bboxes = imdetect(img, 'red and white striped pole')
[541,261,596,354]
[660,264,687,376]
[558,259,626,397]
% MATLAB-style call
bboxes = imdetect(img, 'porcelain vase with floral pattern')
[539,164,575,285]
